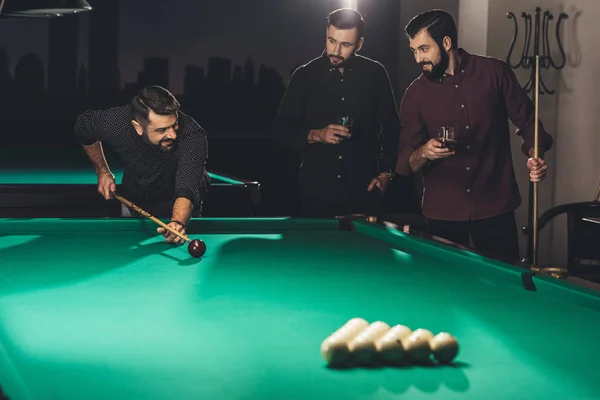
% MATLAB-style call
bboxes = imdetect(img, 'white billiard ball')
[348,321,390,365]
[430,332,459,364]
[321,318,369,365]
[404,328,433,364]
[375,324,412,364]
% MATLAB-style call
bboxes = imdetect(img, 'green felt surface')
[1,218,600,400]
[0,168,242,185]
[0,146,243,185]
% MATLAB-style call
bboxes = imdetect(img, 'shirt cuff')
[520,133,552,157]
[75,135,96,146]
[395,147,413,176]
[175,188,197,205]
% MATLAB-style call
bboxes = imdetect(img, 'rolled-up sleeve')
[395,83,427,176]
[498,61,553,156]
[175,125,209,211]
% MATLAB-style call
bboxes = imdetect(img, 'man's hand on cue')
[157,221,186,244]
[527,147,547,183]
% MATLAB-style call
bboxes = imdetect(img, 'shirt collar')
[455,48,471,73]
[431,48,471,83]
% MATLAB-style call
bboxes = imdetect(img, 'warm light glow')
[341,0,357,10]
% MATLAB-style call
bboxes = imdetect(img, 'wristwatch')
[382,170,396,180]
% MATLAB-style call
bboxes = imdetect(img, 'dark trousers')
[301,188,384,218]
[426,212,520,261]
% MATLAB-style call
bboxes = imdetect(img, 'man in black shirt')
[74,85,209,244]
[272,8,401,218]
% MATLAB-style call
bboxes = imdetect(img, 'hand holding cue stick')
[110,191,190,243]
[110,191,206,258]
[532,55,540,266]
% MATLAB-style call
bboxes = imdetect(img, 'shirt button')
[466,145,471,149]
[466,189,471,193]
[338,156,343,159]
[341,79,343,82]
[466,166,471,171]
[466,125,470,129]
[461,104,465,108]
[337,175,341,179]
[341,97,345,101]
[455,84,459,88]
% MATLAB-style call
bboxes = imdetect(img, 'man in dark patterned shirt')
[272,8,401,218]
[74,85,209,244]
[396,10,552,260]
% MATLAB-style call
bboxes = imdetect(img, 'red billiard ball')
[188,239,206,258]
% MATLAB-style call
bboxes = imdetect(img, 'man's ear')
[131,120,143,136]
[355,37,364,52]
[443,36,452,52]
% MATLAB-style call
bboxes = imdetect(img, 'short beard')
[420,45,449,81]
[142,129,177,152]
[328,52,353,68]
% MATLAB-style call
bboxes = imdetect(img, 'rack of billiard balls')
[320,318,459,367]
[111,191,206,258]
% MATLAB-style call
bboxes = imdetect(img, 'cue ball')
[188,239,206,257]
[430,332,459,364]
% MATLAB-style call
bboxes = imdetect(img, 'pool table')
[1,216,600,400]
[0,146,260,218]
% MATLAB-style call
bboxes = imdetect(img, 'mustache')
[419,61,432,67]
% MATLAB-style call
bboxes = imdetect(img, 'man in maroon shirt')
[396,9,552,261]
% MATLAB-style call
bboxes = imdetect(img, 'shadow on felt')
[326,359,471,395]
[0,230,200,296]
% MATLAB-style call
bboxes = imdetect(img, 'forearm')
[408,146,430,173]
[171,197,194,225]
[307,129,320,144]
[82,142,111,175]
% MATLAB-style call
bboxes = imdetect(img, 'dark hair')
[327,8,366,40]
[131,85,180,126]
[405,9,457,49]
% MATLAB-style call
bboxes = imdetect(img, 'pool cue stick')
[532,55,540,266]
[110,191,191,243]
[595,181,600,201]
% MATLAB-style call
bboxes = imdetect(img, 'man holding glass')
[272,8,401,218]
[395,9,552,260]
